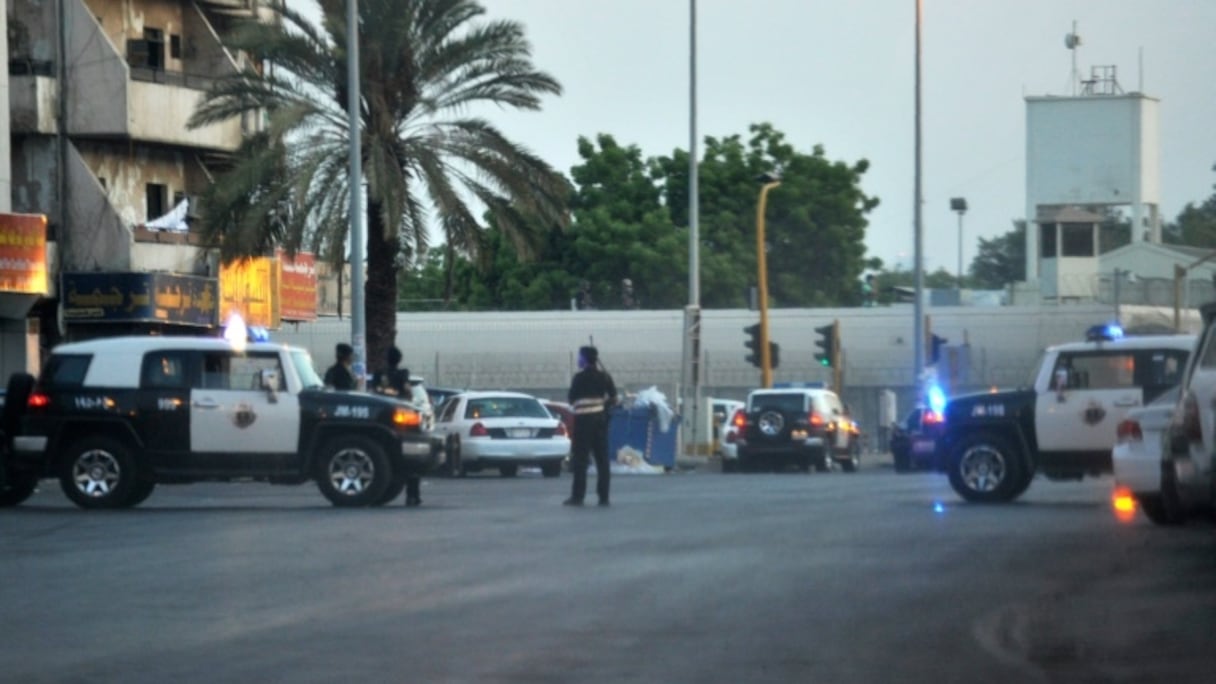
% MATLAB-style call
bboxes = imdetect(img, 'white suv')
[1164,303,1216,521]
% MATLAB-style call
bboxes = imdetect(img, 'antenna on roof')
[1065,21,1082,96]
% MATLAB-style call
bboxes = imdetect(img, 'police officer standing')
[372,346,423,507]
[564,345,618,507]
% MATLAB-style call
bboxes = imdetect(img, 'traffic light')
[814,323,837,367]
[929,333,947,365]
[744,323,762,368]
[769,342,780,370]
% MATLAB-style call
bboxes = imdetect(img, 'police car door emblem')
[1082,401,1106,426]
[234,403,257,429]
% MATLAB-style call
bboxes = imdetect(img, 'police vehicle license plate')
[912,438,936,454]
[509,428,533,438]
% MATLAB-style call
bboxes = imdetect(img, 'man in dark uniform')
[324,343,356,390]
[564,345,618,507]
[372,346,423,507]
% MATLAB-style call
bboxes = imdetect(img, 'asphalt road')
[3,459,1215,684]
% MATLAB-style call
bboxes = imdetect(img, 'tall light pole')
[755,175,781,389]
[950,197,967,286]
[346,0,366,389]
[913,0,925,385]
[680,0,703,459]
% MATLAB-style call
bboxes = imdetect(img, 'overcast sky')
[303,1,1216,274]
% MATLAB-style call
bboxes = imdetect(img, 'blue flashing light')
[1086,323,1124,342]
[933,501,946,514]
[927,383,947,416]
[248,326,271,343]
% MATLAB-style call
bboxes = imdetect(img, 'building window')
[1061,223,1095,257]
[1039,223,1057,258]
[146,183,167,222]
[170,35,181,60]
[145,28,165,70]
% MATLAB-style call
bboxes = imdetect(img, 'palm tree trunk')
[365,200,399,376]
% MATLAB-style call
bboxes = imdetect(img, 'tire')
[947,432,1027,503]
[376,470,409,505]
[122,478,156,508]
[814,450,830,473]
[1137,493,1184,526]
[315,435,392,507]
[444,436,463,477]
[498,464,519,478]
[721,458,736,474]
[540,462,562,478]
[59,436,142,510]
[841,443,860,473]
[893,450,911,473]
[0,470,38,507]
[797,454,811,473]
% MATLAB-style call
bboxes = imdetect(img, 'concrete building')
[1,0,275,379]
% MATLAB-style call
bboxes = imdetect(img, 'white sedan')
[1112,387,1180,524]
[433,391,570,478]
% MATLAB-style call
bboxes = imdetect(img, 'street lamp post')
[755,175,781,388]
[346,0,366,389]
[913,0,925,385]
[950,197,967,286]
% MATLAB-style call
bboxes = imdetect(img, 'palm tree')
[189,0,569,371]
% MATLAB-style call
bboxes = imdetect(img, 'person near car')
[564,345,617,507]
[372,346,423,506]
[323,342,356,390]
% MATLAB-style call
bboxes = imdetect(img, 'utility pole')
[346,0,366,390]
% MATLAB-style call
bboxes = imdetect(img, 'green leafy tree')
[969,220,1026,289]
[1164,164,1216,247]
[655,123,879,307]
[189,0,568,367]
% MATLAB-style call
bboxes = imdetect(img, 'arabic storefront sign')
[276,248,317,322]
[62,272,219,327]
[0,213,48,295]
[220,257,281,329]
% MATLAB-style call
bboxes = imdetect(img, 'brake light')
[555,421,568,437]
[809,412,823,427]
[392,407,421,428]
[1180,391,1202,443]
[27,393,49,408]
[731,409,746,430]
[1116,418,1142,442]
[469,422,489,438]
[922,411,943,426]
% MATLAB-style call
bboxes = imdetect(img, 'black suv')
[735,387,859,473]
[3,335,443,509]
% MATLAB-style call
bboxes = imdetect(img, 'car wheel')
[499,464,519,478]
[376,470,409,505]
[842,443,860,473]
[893,449,912,473]
[59,436,142,509]
[122,478,156,508]
[0,470,38,507]
[444,435,463,478]
[814,450,830,473]
[541,462,562,478]
[1137,493,1184,526]
[721,458,736,474]
[947,432,1027,503]
[797,454,811,473]
[315,435,391,507]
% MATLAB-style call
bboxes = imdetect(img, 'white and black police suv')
[933,326,1194,503]
[2,336,444,509]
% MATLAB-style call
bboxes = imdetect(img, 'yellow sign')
[219,257,281,328]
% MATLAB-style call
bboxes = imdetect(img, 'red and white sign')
[276,248,317,322]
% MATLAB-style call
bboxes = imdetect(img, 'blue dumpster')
[608,406,681,469]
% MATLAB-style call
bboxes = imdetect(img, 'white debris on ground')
[611,446,665,474]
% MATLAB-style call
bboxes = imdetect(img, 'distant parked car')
[719,407,745,472]
[433,391,570,478]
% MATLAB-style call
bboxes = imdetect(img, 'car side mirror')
[260,368,280,403]
[1054,368,1069,402]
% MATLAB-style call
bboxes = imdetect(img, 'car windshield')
[464,396,549,419]
[291,349,325,390]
